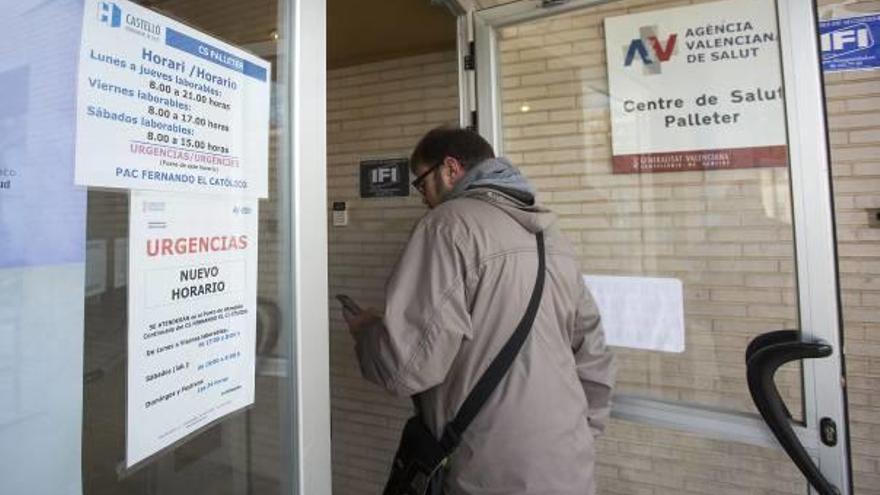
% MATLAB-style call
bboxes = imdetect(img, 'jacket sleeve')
[354,219,471,397]
[572,276,616,436]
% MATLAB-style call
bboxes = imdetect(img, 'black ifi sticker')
[359,158,410,198]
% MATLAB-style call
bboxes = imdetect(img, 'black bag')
[382,232,546,495]
[382,416,450,495]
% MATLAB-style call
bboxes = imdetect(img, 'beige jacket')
[355,186,615,495]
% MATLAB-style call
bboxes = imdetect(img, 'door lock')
[820,417,838,447]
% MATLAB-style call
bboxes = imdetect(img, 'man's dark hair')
[410,126,495,172]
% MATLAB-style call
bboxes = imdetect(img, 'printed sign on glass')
[604,0,788,173]
[75,0,270,197]
[127,191,258,468]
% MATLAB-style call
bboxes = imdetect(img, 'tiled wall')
[326,2,879,495]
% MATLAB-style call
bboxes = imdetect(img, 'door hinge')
[464,41,475,71]
[541,0,568,8]
[467,110,477,132]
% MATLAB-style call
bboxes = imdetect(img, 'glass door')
[0,0,328,494]
[471,0,850,493]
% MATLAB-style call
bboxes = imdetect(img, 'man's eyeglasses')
[410,159,445,193]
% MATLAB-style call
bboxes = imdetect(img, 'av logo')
[371,166,398,184]
[623,25,678,74]
[821,23,874,59]
[98,1,122,28]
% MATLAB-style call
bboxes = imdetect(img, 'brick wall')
[326,51,460,493]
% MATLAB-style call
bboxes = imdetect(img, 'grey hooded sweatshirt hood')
[444,157,556,234]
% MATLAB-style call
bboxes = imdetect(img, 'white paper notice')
[127,190,258,467]
[75,0,270,197]
[583,275,685,353]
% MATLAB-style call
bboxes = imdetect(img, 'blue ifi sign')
[820,14,880,73]
[359,158,410,198]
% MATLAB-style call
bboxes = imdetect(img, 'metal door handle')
[745,330,838,495]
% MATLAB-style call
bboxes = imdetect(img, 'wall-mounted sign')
[127,190,258,468]
[604,0,788,174]
[75,0,270,198]
[359,158,410,198]
[820,13,880,73]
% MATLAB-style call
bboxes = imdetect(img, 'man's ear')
[444,156,466,182]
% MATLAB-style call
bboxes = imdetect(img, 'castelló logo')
[98,2,122,28]
[624,25,678,74]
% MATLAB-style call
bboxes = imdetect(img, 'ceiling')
[327,0,457,69]
[144,0,458,69]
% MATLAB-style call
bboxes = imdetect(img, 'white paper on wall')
[583,274,685,353]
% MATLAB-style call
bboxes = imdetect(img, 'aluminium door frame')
[198,0,331,492]
[456,0,852,492]
[279,0,332,493]
[776,0,850,491]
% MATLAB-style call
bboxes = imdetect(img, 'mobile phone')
[335,294,362,314]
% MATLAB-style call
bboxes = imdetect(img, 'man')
[342,127,615,494]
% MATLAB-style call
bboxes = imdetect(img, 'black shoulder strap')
[437,231,545,452]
